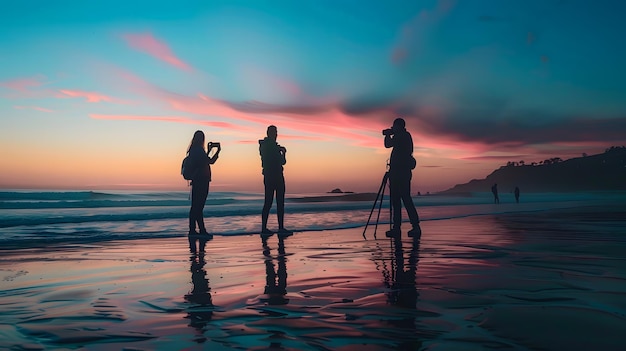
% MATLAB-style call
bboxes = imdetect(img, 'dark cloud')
[216,89,626,149]
[462,155,528,161]
[417,110,626,145]
[226,100,332,115]
[336,91,626,146]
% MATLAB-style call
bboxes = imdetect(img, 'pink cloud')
[60,89,117,103]
[237,134,326,144]
[108,66,432,149]
[0,77,46,91]
[175,95,384,147]
[101,67,493,157]
[14,105,53,112]
[1,76,126,105]
[0,76,52,99]
[89,114,246,130]
[122,33,192,71]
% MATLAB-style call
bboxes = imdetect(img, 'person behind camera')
[259,125,292,235]
[187,130,221,236]
[384,118,421,237]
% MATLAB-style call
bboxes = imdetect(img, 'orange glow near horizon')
[0,128,501,193]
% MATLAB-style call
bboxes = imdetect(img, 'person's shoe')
[385,227,401,238]
[277,227,293,236]
[198,230,212,236]
[408,224,422,237]
[188,229,199,236]
[261,228,273,236]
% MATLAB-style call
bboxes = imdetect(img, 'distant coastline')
[289,192,377,203]
[440,146,626,194]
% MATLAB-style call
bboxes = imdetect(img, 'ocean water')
[1,189,624,249]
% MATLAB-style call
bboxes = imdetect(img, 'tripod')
[363,170,392,239]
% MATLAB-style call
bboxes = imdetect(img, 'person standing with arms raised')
[186,130,221,236]
[384,118,421,237]
[259,125,292,235]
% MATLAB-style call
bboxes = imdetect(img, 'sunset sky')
[1,0,625,193]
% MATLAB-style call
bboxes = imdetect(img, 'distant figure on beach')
[514,186,520,203]
[491,183,499,204]
[259,125,291,235]
[384,117,421,237]
[186,130,221,236]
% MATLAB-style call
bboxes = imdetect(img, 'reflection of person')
[259,125,291,235]
[386,235,420,309]
[261,234,289,305]
[384,118,421,237]
[188,233,211,254]
[184,252,213,333]
[491,183,499,204]
[383,235,421,349]
[186,130,221,236]
[514,186,520,203]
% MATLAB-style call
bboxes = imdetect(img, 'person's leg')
[400,173,420,225]
[189,182,206,234]
[276,174,286,229]
[398,172,421,237]
[197,182,209,234]
[189,192,196,233]
[262,175,276,232]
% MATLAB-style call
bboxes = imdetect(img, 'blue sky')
[1,0,625,192]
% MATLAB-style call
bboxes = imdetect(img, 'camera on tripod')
[382,128,394,136]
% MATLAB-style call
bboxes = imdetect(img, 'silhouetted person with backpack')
[260,125,291,235]
[384,118,421,237]
[186,130,221,236]
[491,183,499,204]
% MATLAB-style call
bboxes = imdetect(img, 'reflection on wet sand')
[185,236,214,341]
[261,234,289,305]
[2,207,613,350]
[379,234,423,349]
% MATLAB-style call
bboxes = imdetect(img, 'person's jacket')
[188,145,217,182]
[385,129,414,172]
[259,137,286,176]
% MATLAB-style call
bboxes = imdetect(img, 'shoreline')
[3,200,625,252]
[1,206,625,350]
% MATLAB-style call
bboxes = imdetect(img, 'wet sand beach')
[1,206,625,350]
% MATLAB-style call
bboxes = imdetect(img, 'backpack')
[181,155,195,180]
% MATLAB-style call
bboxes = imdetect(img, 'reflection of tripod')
[363,170,392,239]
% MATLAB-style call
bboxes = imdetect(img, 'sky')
[1,0,625,193]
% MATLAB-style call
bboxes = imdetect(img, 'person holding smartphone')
[186,130,221,236]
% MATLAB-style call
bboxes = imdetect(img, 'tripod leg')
[384,172,394,231]
[362,173,388,239]
[373,175,386,238]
